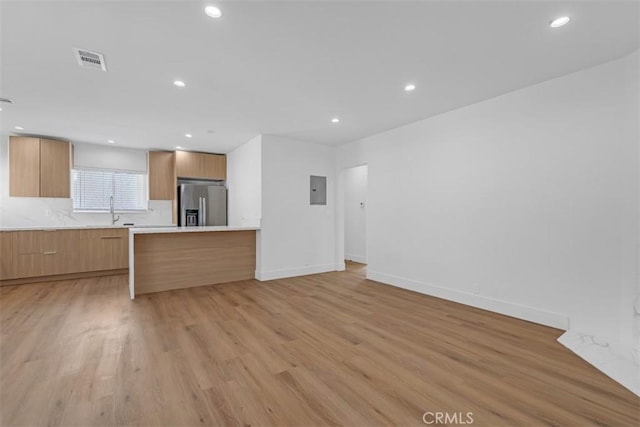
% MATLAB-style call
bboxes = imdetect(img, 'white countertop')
[129,226,260,235]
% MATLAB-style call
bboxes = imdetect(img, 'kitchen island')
[128,226,259,299]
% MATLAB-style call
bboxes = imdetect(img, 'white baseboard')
[256,263,337,281]
[367,270,569,330]
[345,254,367,264]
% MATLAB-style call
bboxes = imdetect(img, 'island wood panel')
[134,230,256,295]
[9,136,40,197]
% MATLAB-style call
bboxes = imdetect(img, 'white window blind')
[73,169,147,211]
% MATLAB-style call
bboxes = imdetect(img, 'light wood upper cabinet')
[9,137,40,197]
[148,151,176,200]
[40,139,71,198]
[9,136,70,198]
[176,150,226,180]
[207,153,226,181]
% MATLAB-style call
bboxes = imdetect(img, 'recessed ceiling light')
[14,126,24,130]
[331,118,340,123]
[550,16,570,28]
[107,140,115,144]
[174,80,186,87]
[176,146,183,149]
[185,133,193,138]
[405,83,416,92]
[204,5,222,18]
[0,107,3,112]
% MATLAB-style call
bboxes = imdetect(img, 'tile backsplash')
[0,196,173,228]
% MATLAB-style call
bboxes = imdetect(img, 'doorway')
[343,165,368,268]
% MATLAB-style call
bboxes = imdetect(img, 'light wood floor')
[1,262,638,426]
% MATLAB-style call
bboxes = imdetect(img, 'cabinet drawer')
[16,231,44,254]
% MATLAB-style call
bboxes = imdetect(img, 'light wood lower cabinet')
[77,229,129,272]
[0,228,128,282]
[0,232,16,280]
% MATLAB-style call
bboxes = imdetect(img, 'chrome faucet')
[110,195,120,225]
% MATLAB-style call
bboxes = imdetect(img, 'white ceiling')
[1,0,638,153]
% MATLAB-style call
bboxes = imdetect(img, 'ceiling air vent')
[74,48,107,71]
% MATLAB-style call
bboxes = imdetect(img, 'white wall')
[344,165,367,263]
[227,135,262,227]
[74,142,147,172]
[0,137,173,227]
[258,135,337,280]
[337,52,639,386]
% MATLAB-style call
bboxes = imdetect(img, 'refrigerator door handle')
[202,197,207,226]
[198,197,203,226]
[179,185,185,226]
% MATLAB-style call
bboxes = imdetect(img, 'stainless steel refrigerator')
[178,183,227,226]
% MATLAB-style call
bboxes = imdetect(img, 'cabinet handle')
[43,251,57,255]
[100,236,122,240]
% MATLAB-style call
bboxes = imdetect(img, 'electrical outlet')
[471,282,480,294]
[45,208,53,217]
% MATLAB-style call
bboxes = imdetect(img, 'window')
[72,169,148,212]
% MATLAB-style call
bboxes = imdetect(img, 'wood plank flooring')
[1,262,638,426]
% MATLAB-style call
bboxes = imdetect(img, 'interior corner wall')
[227,134,262,227]
[258,134,337,280]
[337,52,639,361]
[344,165,368,263]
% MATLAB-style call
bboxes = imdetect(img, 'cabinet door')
[0,232,17,280]
[42,230,76,276]
[16,231,44,254]
[100,229,128,270]
[15,231,45,278]
[202,154,226,180]
[175,150,199,179]
[176,150,226,180]
[40,139,70,198]
[149,151,176,200]
[14,230,75,277]
[9,136,40,197]
[79,229,128,272]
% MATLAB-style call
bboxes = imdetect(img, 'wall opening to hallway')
[343,164,368,265]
